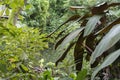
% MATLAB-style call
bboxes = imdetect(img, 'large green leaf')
[60,27,84,48]
[84,15,102,37]
[90,24,120,64]
[91,49,120,80]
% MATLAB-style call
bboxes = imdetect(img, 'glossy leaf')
[60,27,84,47]
[90,24,120,64]
[91,49,120,80]
[84,15,102,36]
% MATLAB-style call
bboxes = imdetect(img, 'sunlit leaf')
[84,15,102,36]
[90,24,120,64]
[76,69,87,80]
[20,64,29,73]
[91,49,120,80]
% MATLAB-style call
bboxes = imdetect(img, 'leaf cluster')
[53,2,120,80]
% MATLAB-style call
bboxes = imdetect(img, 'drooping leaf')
[91,49,120,80]
[85,34,95,61]
[84,15,102,37]
[91,2,120,15]
[90,24,120,64]
[85,34,100,68]
[60,27,84,48]
[96,17,120,35]
[46,15,81,38]
[55,34,69,50]
[55,42,75,66]
[47,14,91,38]
[76,69,87,80]
[108,2,120,8]
[74,33,85,71]
[56,30,65,39]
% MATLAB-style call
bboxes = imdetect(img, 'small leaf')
[84,15,102,36]
[60,27,84,48]
[70,6,86,10]
[76,69,87,80]
[20,64,29,73]
[91,49,120,80]
[90,24,120,64]
[55,42,75,66]
[25,4,32,10]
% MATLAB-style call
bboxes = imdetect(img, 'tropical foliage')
[54,2,120,80]
[0,0,120,80]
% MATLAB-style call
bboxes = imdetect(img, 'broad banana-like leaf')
[84,15,102,37]
[60,27,84,48]
[91,49,120,80]
[90,24,120,64]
